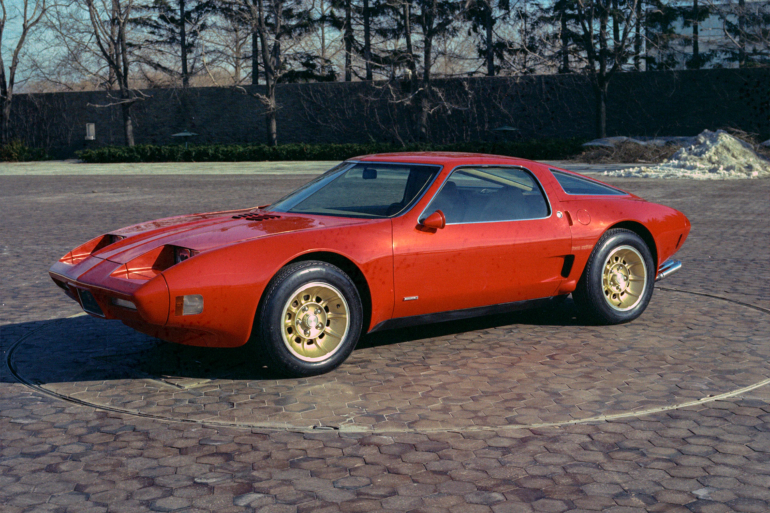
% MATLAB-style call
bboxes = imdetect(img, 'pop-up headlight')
[60,233,128,264]
[174,247,198,264]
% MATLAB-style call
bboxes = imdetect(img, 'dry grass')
[724,128,770,159]
[571,141,680,164]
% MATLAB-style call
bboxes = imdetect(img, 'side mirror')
[420,210,446,230]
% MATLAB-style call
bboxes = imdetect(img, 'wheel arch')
[607,221,658,267]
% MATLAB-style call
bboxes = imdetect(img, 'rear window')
[551,170,627,196]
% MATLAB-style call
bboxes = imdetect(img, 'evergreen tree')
[134,0,217,87]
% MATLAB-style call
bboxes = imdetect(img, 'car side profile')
[50,153,690,377]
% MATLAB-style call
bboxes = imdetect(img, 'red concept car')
[50,153,690,377]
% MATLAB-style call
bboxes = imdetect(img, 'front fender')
[161,219,394,347]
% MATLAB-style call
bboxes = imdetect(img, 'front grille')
[77,289,105,317]
[232,213,282,221]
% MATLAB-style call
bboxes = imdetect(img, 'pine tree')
[134,0,216,87]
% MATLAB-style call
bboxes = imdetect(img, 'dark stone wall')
[10,68,769,157]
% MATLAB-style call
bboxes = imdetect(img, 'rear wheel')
[255,261,363,377]
[572,229,655,324]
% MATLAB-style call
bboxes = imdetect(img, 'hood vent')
[232,212,282,221]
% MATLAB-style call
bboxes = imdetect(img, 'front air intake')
[232,213,282,221]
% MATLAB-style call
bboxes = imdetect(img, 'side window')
[423,167,550,224]
[551,170,627,196]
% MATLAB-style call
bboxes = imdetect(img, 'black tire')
[572,228,655,325]
[253,261,363,377]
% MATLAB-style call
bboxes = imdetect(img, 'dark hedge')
[76,139,587,164]
[1,140,50,162]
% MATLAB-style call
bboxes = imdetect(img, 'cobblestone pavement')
[1,170,768,512]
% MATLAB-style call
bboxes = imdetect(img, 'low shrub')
[572,141,681,164]
[0,140,49,162]
[76,139,587,164]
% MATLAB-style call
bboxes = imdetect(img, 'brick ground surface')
[1,173,768,512]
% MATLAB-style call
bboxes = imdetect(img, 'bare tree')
[231,0,312,146]
[0,0,51,144]
[712,0,769,67]
[85,0,142,146]
[574,0,639,137]
[201,12,251,84]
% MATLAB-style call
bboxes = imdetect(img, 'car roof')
[349,152,539,167]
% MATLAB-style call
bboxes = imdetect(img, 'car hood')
[95,209,369,264]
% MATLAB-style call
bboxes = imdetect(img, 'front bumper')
[656,259,682,281]
[50,259,169,326]
[50,257,250,348]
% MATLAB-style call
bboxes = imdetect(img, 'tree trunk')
[0,98,10,146]
[251,31,259,85]
[594,82,608,138]
[180,0,189,87]
[121,100,135,147]
[612,0,620,44]
[485,0,494,76]
[403,2,416,78]
[597,9,608,139]
[560,13,569,73]
[634,0,642,70]
[738,0,746,67]
[265,39,279,147]
[0,65,9,144]
[264,67,277,146]
[419,34,432,141]
[234,30,242,83]
[363,0,372,80]
[266,106,277,146]
[265,77,278,146]
[692,0,700,68]
[344,0,353,81]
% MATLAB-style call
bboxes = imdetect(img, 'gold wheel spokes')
[601,245,647,312]
[281,282,350,363]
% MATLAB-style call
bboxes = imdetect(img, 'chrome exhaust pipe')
[656,259,682,282]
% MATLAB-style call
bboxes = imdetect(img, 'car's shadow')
[2,299,587,385]
[359,298,585,349]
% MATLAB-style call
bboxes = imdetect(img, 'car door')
[391,165,572,319]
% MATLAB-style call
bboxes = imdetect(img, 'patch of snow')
[603,130,770,180]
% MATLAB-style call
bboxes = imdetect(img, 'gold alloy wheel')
[602,245,647,311]
[281,282,350,363]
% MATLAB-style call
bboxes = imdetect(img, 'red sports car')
[50,153,689,377]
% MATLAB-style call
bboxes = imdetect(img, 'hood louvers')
[232,213,282,221]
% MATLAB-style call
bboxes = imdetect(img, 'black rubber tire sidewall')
[257,261,363,377]
[573,229,656,325]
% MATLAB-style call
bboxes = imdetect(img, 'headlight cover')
[60,233,128,264]
[174,247,198,264]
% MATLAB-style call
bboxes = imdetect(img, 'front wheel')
[254,261,363,377]
[572,228,655,325]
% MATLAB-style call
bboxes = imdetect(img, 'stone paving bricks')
[5,287,768,432]
[1,173,768,512]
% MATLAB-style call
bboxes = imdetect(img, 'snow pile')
[604,130,770,180]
